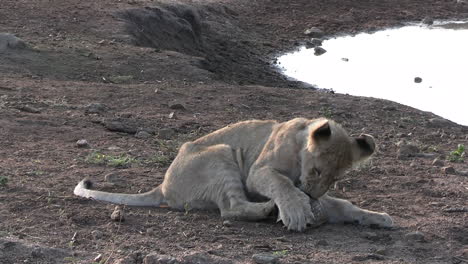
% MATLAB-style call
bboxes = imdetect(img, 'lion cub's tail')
[73,178,166,207]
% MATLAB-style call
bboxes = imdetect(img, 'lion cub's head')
[300,119,375,199]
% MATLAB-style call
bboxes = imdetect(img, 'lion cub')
[74,118,393,231]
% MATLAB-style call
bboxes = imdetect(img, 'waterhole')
[278,21,468,126]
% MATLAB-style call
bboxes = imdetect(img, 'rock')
[428,118,454,128]
[422,17,434,25]
[94,254,103,262]
[16,105,41,113]
[91,230,104,240]
[441,166,456,175]
[168,112,176,119]
[0,33,27,52]
[158,128,175,140]
[252,253,279,264]
[222,220,232,227]
[314,46,327,56]
[383,106,397,111]
[144,253,177,264]
[414,77,422,83]
[305,38,323,48]
[110,206,125,222]
[352,254,385,261]
[104,120,138,134]
[85,103,108,114]
[113,256,135,264]
[76,139,89,148]
[135,130,152,139]
[341,58,349,62]
[316,240,329,246]
[304,27,324,37]
[396,141,420,159]
[146,227,155,235]
[362,232,378,241]
[405,231,425,242]
[309,198,327,227]
[432,158,444,167]
[169,102,186,110]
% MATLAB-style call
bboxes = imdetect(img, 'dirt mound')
[119,5,203,56]
[0,238,77,264]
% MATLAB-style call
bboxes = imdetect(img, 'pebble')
[16,105,41,113]
[396,140,420,159]
[110,206,125,222]
[0,33,27,51]
[252,253,279,264]
[85,103,108,114]
[314,46,327,56]
[304,27,324,37]
[316,239,329,246]
[169,102,186,110]
[414,77,422,83]
[91,230,104,240]
[441,166,456,175]
[404,231,425,242]
[222,220,233,227]
[76,139,89,148]
[104,120,138,134]
[159,128,175,140]
[432,158,444,167]
[94,254,103,262]
[135,130,152,139]
[428,118,453,128]
[143,253,177,264]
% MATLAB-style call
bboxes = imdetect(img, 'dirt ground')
[1,0,467,263]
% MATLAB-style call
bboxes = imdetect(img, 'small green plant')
[320,107,333,118]
[0,176,8,186]
[272,250,289,256]
[85,152,136,168]
[447,144,465,162]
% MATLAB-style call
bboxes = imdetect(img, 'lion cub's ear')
[355,134,375,159]
[311,119,331,141]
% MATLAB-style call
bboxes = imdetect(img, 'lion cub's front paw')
[276,192,314,232]
[360,212,394,228]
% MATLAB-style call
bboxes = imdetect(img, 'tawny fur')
[74,118,393,231]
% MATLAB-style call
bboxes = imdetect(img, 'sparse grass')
[320,107,333,118]
[85,152,136,168]
[447,144,465,163]
[0,176,8,186]
[273,250,289,256]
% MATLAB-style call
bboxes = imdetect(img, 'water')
[277,21,468,126]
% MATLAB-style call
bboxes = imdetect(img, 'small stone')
[104,120,138,134]
[168,112,176,119]
[432,158,444,167]
[111,206,125,222]
[113,256,135,264]
[352,254,385,261]
[76,139,89,148]
[91,230,104,240]
[441,166,456,175]
[252,253,279,264]
[414,77,422,83]
[362,232,378,241]
[305,38,323,48]
[146,228,155,235]
[169,102,186,110]
[222,220,232,227]
[316,240,328,246]
[143,253,177,264]
[85,103,108,114]
[16,105,40,113]
[304,27,324,37]
[135,130,152,139]
[158,128,175,140]
[375,248,390,256]
[94,254,103,262]
[383,106,397,111]
[341,58,349,62]
[422,17,434,25]
[314,46,327,56]
[396,140,420,159]
[428,118,453,128]
[405,231,425,242]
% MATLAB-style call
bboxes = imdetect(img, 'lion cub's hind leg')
[319,194,393,228]
[165,143,275,221]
